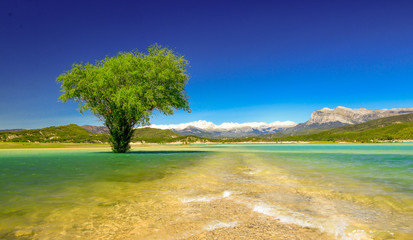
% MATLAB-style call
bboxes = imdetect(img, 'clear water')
[0,144,412,239]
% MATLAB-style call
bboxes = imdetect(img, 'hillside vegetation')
[0,124,108,143]
[274,113,413,142]
[133,127,213,143]
[262,127,332,138]
[326,113,413,133]
[0,124,213,144]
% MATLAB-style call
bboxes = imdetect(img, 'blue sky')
[1,0,413,129]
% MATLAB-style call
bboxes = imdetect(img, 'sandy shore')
[181,200,331,240]
[114,195,332,240]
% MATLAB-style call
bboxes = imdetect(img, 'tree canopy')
[57,44,190,152]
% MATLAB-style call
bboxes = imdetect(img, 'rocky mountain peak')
[280,106,413,135]
[307,106,413,125]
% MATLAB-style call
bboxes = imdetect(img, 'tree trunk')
[105,116,134,153]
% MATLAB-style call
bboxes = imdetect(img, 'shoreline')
[1,141,413,150]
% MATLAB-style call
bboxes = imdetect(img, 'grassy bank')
[0,142,109,149]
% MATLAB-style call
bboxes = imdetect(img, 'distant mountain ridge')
[0,129,25,132]
[149,120,297,138]
[281,106,413,135]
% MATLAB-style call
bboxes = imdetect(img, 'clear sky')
[1,0,413,129]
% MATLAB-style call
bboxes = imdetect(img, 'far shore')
[0,140,412,150]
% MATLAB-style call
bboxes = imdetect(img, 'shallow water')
[0,144,412,239]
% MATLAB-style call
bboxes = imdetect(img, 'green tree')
[57,44,190,152]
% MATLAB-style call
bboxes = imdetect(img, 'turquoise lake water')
[0,143,412,239]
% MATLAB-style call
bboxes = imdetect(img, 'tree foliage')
[57,44,190,152]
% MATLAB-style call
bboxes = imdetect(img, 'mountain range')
[149,120,297,138]
[79,121,298,138]
[280,106,413,136]
[145,106,413,138]
[3,106,412,140]
[1,109,412,143]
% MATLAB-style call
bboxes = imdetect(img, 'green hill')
[0,124,109,143]
[262,128,331,138]
[0,125,213,144]
[132,127,181,143]
[327,113,413,133]
[132,127,213,143]
[274,113,413,142]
